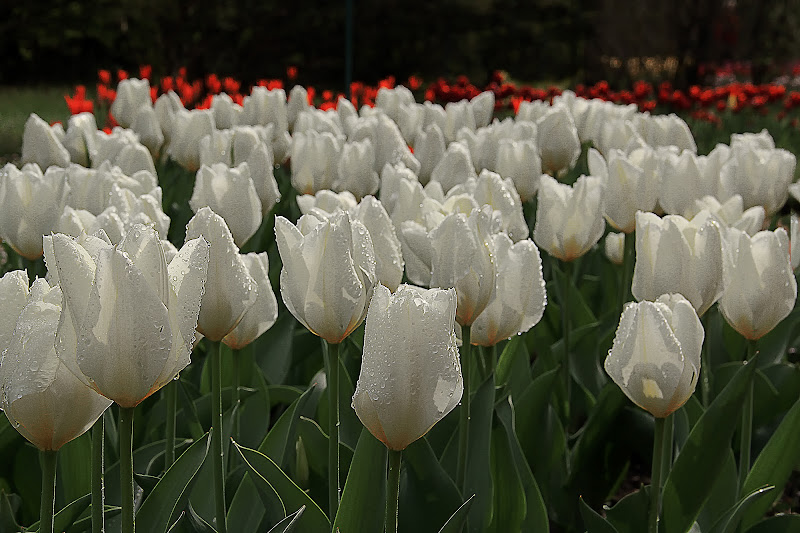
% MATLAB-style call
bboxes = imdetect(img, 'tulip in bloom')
[414,124,447,185]
[189,163,262,247]
[536,104,581,176]
[429,141,477,193]
[631,211,725,316]
[352,284,463,451]
[0,163,70,259]
[605,293,704,418]
[334,139,380,199]
[47,225,209,407]
[533,174,606,262]
[275,210,377,344]
[718,144,796,216]
[222,252,279,349]
[605,232,625,265]
[20,114,71,170]
[471,234,547,346]
[110,78,152,128]
[495,139,542,202]
[718,228,797,340]
[291,131,343,195]
[0,275,112,450]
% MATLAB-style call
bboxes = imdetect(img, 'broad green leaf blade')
[605,487,649,533]
[258,384,317,469]
[437,495,476,533]
[234,442,330,532]
[488,426,526,533]
[740,396,800,530]
[267,506,305,533]
[26,494,90,533]
[465,375,495,533]
[569,383,626,483]
[709,486,774,533]
[496,336,522,388]
[744,515,800,533]
[400,437,462,533]
[696,450,738,532]
[226,473,276,533]
[661,359,757,533]
[579,496,620,533]
[495,398,549,532]
[58,433,92,504]
[331,428,387,533]
[135,432,211,533]
[65,505,122,532]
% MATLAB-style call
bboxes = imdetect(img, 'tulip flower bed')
[1,65,800,533]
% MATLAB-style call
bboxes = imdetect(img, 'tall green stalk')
[211,341,227,533]
[39,450,58,533]
[323,340,341,519]
[561,261,572,423]
[739,340,757,493]
[385,450,402,533]
[649,416,667,533]
[700,313,712,407]
[456,324,472,491]
[164,381,176,470]
[119,406,135,533]
[659,414,674,485]
[92,417,104,533]
[232,349,241,441]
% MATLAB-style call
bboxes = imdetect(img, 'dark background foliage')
[1,0,799,88]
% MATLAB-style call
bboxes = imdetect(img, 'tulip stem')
[165,381,176,470]
[457,324,472,491]
[211,341,228,533]
[739,340,757,494]
[700,313,712,407]
[385,449,402,533]
[92,416,105,533]
[659,414,674,486]
[233,349,241,442]
[119,406,135,533]
[649,416,666,533]
[39,450,58,533]
[323,340,341,519]
[617,231,635,319]
[561,260,572,424]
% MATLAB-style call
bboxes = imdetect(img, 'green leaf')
[495,398,549,532]
[569,384,627,482]
[400,438,462,533]
[661,358,757,533]
[27,494,90,533]
[437,495,475,533]
[696,450,738,532]
[496,336,522,388]
[258,384,317,469]
[331,428,387,533]
[579,496,620,533]
[740,396,800,529]
[487,426,526,533]
[266,506,305,533]
[226,473,276,533]
[744,514,800,533]
[0,491,21,533]
[234,442,330,532]
[57,433,92,504]
[605,487,649,533]
[316,356,361,450]
[237,359,273,449]
[465,375,495,533]
[708,486,775,533]
[135,432,211,533]
[66,505,122,533]
[255,313,297,385]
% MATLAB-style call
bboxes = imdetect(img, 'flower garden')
[0,63,799,533]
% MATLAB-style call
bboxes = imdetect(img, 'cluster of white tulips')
[2,74,799,533]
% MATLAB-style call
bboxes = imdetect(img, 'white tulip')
[21,114,70,170]
[605,293,703,418]
[223,252,278,350]
[352,284,462,451]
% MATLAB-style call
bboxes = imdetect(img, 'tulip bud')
[190,163,262,247]
[633,113,697,153]
[470,91,495,129]
[0,278,112,450]
[275,210,377,344]
[495,139,542,202]
[185,207,257,342]
[719,144,796,216]
[536,105,581,176]
[21,114,71,170]
[792,214,799,272]
[111,78,152,128]
[588,148,657,233]
[291,131,342,195]
[287,85,311,131]
[605,232,625,265]
[533,174,606,262]
[444,100,476,143]
[719,228,797,340]
[63,113,98,167]
[222,252,278,350]
[605,293,703,418]
[334,139,380,199]
[168,109,215,171]
[632,211,725,317]
[471,235,547,346]
[0,163,70,259]
[413,124,446,186]
[241,87,288,133]
[430,141,477,193]
[352,284,463,451]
